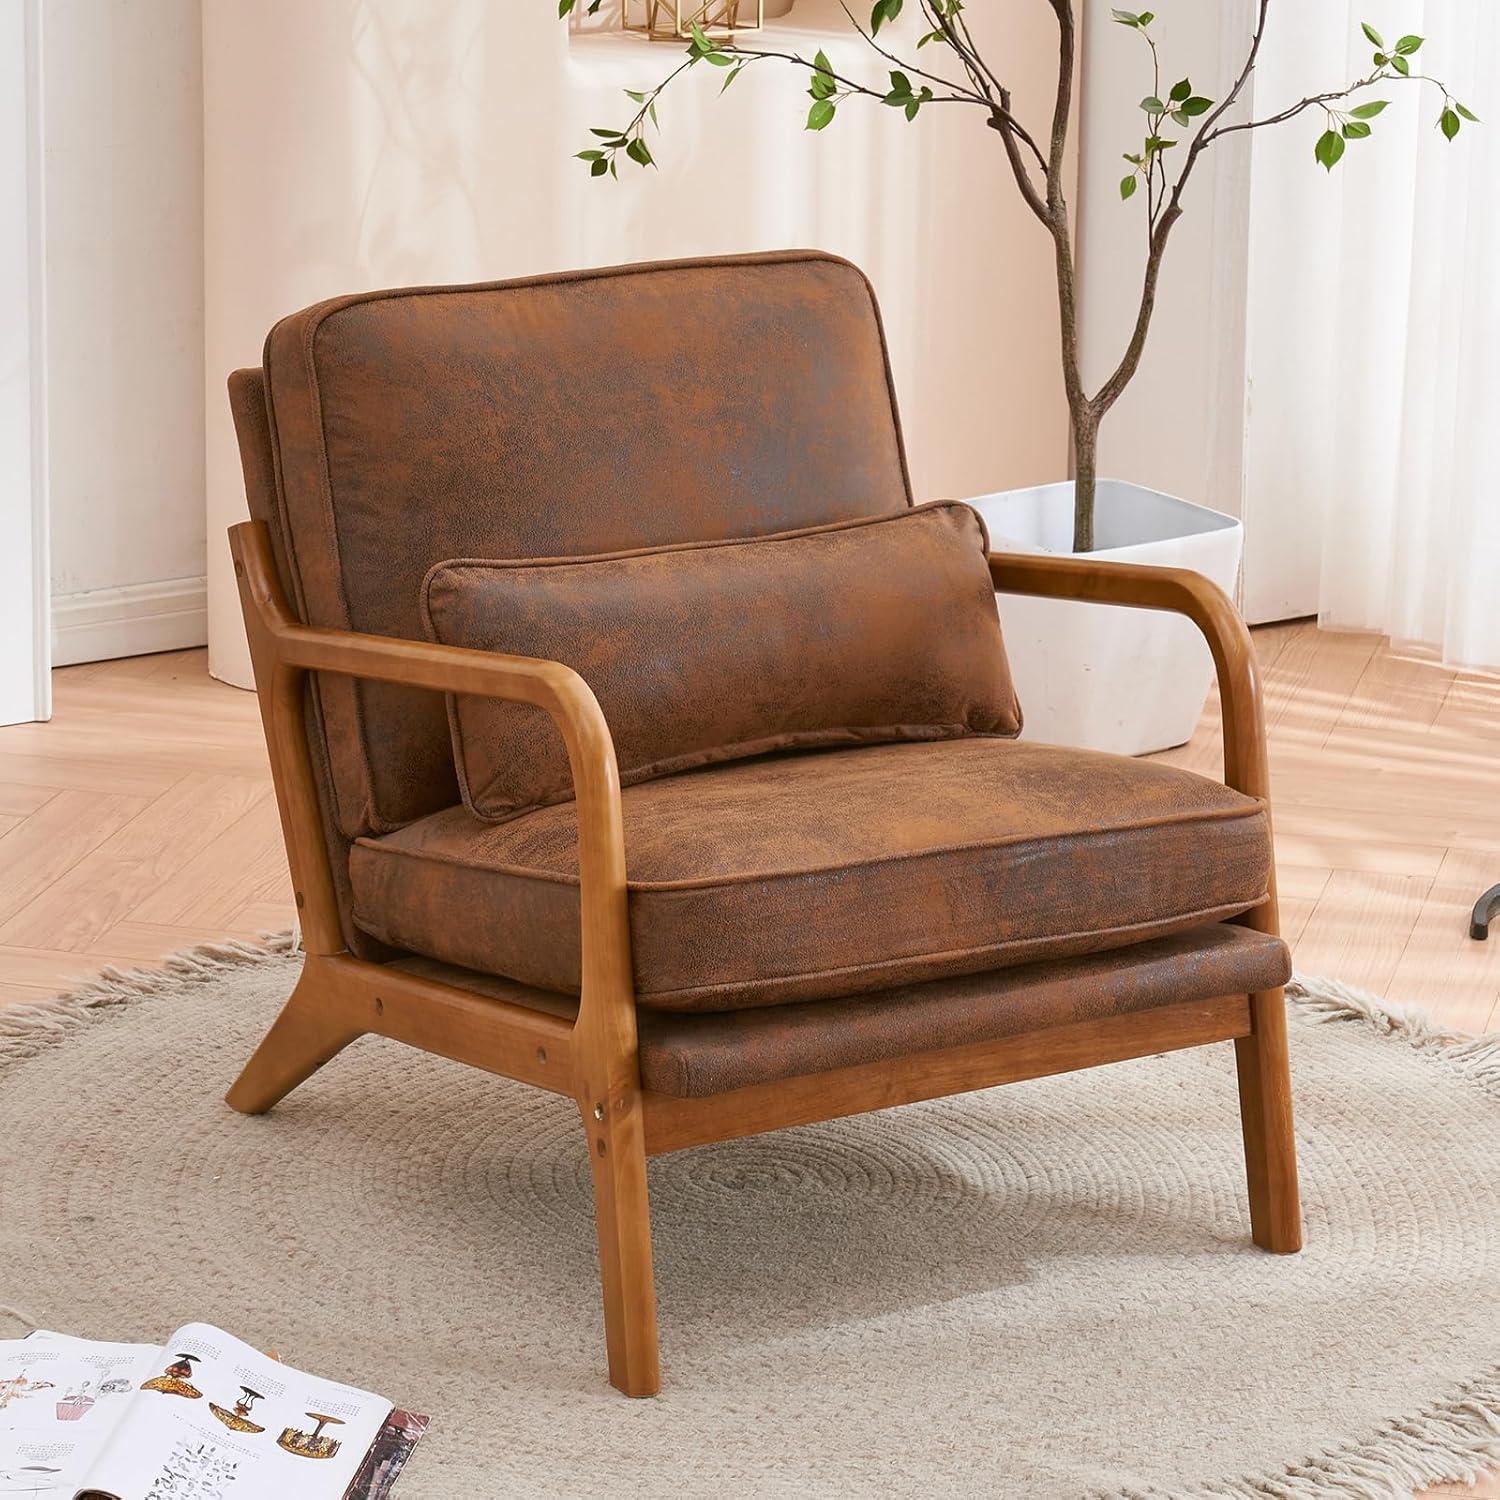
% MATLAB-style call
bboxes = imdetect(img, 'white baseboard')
[51,575,208,667]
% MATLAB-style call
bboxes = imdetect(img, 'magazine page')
[80,1325,391,1500]
[0,1333,162,1498]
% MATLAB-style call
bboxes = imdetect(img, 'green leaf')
[870,0,903,36]
[1140,95,1164,112]
[1169,77,1192,103]
[889,70,913,96]
[589,127,628,142]
[687,20,726,61]
[807,98,836,130]
[1341,120,1372,139]
[1120,173,1137,200]
[1361,21,1384,48]
[1137,10,1154,23]
[1315,128,1345,170]
[625,137,654,166]
[1391,54,1410,75]
[721,63,744,93]
[809,50,836,98]
[575,149,605,160]
[625,88,648,103]
[1349,100,1388,119]
[1121,151,1143,165]
[1111,8,1141,27]
[590,158,608,177]
[1440,106,1461,140]
[1180,96,1213,117]
[559,0,576,14]
[1457,102,1480,122]
[1144,134,1177,153]
[1394,34,1423,54]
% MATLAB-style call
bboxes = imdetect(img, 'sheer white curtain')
[1252,0,1499,670]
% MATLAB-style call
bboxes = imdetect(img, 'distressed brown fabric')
[227,368,395,961]
[351,738,1273,1012]
[423,502,1020,823]
[258,252,912,838]
[390,924,1291,1097]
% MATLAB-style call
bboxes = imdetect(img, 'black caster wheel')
[1471,884,1500,941]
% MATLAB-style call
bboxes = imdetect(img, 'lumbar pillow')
[421,500,1020,823]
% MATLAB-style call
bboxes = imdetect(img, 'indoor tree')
[559,0,1475,551]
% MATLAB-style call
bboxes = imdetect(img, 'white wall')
[43,0,206,666]
[203,0,1076,685]
[0,0,49,725]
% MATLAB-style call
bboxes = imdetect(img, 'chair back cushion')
[260,251,914,836]
[423,502,1021,823]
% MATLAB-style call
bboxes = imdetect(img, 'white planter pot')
[965,479,1245,757]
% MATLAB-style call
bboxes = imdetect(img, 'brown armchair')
[224,251,1300,1399]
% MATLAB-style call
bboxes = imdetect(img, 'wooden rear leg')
[582,1093,660,1397]
[1234,986,1303,1253]
[226,965,365,1115]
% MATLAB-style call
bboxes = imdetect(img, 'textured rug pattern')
[0,938,1496,1498]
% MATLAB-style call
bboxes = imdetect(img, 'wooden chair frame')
[226,518,1301,1398]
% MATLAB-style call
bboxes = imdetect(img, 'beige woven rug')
[1,937,1496,1499]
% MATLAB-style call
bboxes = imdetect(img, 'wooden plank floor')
[0,632,1495,1494]
[1151,619,1500,1041]
[0,649,297,1001]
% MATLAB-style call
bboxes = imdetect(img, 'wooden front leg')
[225,962,365,1115]
[1234,984,1303,1253]
[579,1084,660,1397]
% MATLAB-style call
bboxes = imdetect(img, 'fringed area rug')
[0,937,1496,1499]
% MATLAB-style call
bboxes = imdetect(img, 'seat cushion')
[392,924,1293,1097]
[423,502,1021,823]
[350,738,1274,1012]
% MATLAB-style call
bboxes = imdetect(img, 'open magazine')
[0,1327,427,1500]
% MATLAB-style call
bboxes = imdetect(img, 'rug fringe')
[1143,1366,1500,1499]
[0,930,301,1068]
[1289,972,1500,1098]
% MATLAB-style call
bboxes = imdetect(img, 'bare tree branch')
[714,46,975,106]
[835,0,989,107]
[919,0,1050,177]
[1204,66,1438,143]
[1092,0,1271,416]
[1042,0,1088,430]
[989,108,1051,225]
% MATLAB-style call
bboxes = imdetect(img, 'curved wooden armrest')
[228,520,633,1032]
[988,550,1269,803]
